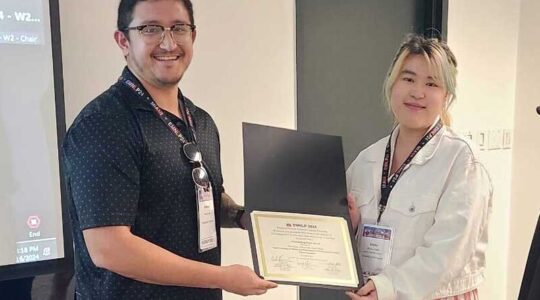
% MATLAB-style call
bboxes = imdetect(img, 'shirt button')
[409,205,416,213]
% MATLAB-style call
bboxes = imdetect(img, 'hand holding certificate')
[243,123,363,290]
[251,211,359,288]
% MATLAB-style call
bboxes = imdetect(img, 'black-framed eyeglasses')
[123,23,196,44]
[183,142,210,188]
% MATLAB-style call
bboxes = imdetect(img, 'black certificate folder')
[242,123,363,289]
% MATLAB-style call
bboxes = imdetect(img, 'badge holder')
[357,224,394,281]
[192,165,217,253]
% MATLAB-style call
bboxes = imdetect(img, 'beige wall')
[509,0,540,299]
[59,1,297,299]
[447,0,521,299]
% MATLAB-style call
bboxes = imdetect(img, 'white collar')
[363,118,445,166]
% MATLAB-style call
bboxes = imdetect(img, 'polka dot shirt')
[63,68,224,299]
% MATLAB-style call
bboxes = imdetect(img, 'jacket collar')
[363,119,445,166]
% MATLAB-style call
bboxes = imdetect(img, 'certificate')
[243,123,363,290]
[250,210,360,289]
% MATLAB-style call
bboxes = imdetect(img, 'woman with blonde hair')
[346,34,492,300]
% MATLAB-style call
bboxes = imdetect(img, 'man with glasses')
[62,0,277,299]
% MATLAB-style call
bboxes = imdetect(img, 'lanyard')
[377,120,443,224]
[119,75,197,145]
[116,73,217,188]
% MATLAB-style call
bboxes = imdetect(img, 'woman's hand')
[345,280,378,300]
[347,193,361,232]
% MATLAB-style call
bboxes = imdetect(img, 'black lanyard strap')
[118,74,211,188]
[377,120,443,223]
[119,76,197,144]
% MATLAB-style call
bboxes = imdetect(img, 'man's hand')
[219,265,278,296]
[345,280,378,300]
[347,193,361,232]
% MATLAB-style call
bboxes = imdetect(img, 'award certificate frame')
[251,210,359,289]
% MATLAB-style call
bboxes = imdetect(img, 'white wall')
[509,0,540,299]
[60,1,123,126]
[59,1,297,299]
[186,1,297,299]
[447,1,521,299]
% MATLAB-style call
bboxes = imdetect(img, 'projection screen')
[0,0,72,280]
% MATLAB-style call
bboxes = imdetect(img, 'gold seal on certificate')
[250,210,360,289]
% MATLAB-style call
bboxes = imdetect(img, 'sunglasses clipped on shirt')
[183,142,210,188]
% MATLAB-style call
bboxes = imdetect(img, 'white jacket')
[346,125,492,300]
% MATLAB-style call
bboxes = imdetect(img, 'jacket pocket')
[385,193,440,249]
[387,193,439,217]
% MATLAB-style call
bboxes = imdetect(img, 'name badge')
[357,224,394,280]
[196,184,217,252]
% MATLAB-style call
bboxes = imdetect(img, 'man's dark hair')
[117,0,194,32]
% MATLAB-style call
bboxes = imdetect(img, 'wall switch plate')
[476,130,487,150]
[463,131,474,143]
[502,129,512,149]
[488,129,503,150]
